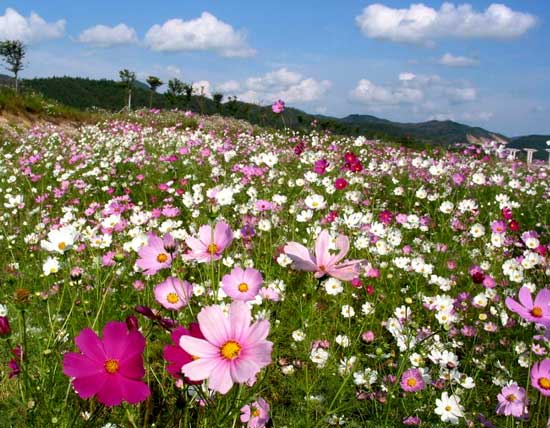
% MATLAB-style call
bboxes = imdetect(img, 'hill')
[0,75,544,148]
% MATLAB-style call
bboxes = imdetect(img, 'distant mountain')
[339,114,506,145]
[3,75,546,148]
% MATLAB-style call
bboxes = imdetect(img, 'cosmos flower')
[179,301,272,394]
[183,221,233,263]
[505,287,550,326]
[222,267,263,301]
[62,321,150,407]
[434,392,464,425]
[284,230,363,281]
[496,383,527,417]
[154,277,193,310]
[240,397,271,428]
[531,359,550,396]
[135,232,174,275]
[272,100,285,114]
[163,324,204,384]
[40,225,78,254]
[400,368,425,392]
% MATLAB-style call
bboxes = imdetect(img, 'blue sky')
[2,1,549,136]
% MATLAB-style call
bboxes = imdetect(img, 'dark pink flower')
[163,324,204,383]
[400,368,425,392]
[272,100,285,114]
[63,321,150,407]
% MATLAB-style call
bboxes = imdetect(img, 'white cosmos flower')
[434,392,464,425]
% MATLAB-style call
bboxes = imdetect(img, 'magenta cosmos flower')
[154,277,193,310]
[62,321,150,406]
[505,287,550,326]
[163,324,204,384]
[240,397,270,428]
[179,301,272,394]
[284,230,363,281]
[400,368,426,392]
[496,383,527,417]
[222,267,263,301]
[531,359,550,396]
[183,221,233,263]
[271,99,285,114]
[136,232,175,275]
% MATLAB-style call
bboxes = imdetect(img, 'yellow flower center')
[58,242,66,250]
[251,407,260,417]
[207,243,219,255]
[539,377,550,390]
[319,265,326,272]
[406,378,417,387]
[220,340,241,360]
[191,355,200,361]
[238,283,249,292]
[166,292,179,304]
[445,405,452,412]
[104,359,119,374]
[531,306,543,318]
[506,394,517,402]
[156,253,168,263]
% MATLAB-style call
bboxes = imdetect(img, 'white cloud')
[0,8,65,43]
[192,80,212,98]
[462,111,493,121]
[166,65,183,77]
[216,80,241,93]
[78,23,137,47]
[438,53,479,67]
[237,68,331,104]
[350,78,423,105]
[356,3,536,45]
[350,72,477,113]
[145,12,255,57]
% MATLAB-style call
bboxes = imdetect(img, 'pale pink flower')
[183,221,233,263]
[222,267,263,301]
[283,230,363,281]
[179,301,272,394]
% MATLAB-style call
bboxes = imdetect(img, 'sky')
[1,1,549,136]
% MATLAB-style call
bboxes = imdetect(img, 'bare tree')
[119,69,136,110]
[146,75,163,108]
[0,40,26,93]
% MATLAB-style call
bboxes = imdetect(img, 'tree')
[212,92,224,110]
[146,76,164,108]
[182,83,193,103]
[119,69,136,110]
[0,40,26,93]
[166,78,184,106]
[145,76,163,108]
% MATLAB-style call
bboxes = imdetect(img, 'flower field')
[1,110,550,427]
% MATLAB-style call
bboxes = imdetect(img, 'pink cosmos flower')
[505,287,550,326]
[183,221,233,263]
[496,384,527,417]
[136,233,174,275]
[163,324,204,384]
[272,99,285,114]
[283,230,363,281]
[222,267,263,301]
[179,301,272,394]
[400,368,425,392]
[154,277,193,310]
[240,397,270,428]
[531,359,550,396]
[62,321,150,407]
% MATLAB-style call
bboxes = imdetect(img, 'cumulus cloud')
[216,80,241,93]
[78,23,137,47]
[145,12,255,57]
[438,53,479,67]
[192,80,212,98]
[350,79,423,105]
[0,8,65,43]
[166,65,183,77]
[356,3,536,45]
[236,68,331,104]
[350,72,477,114]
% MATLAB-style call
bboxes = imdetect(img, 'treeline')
[17,76,426,147]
